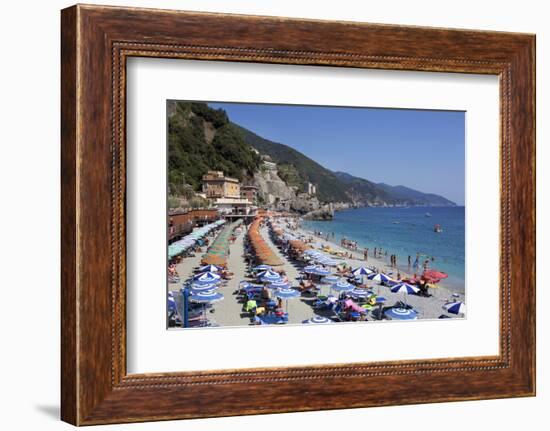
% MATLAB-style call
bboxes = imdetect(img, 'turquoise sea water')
[301,206,465,290]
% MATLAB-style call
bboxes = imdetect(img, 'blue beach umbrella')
[331,280,354,293]
[368,273,393,283]
[349,288,371,299]
[352,267,374,276]
[304,265,319,274]
[313,266,331,276]
[167,291,177,313]
[321,275,340,284]
[189,290,224,327]
[385,307,418,320]
[275,288,301,312]
[267,280,291,290]
[390,283,420,294]
[191,276,221,287]
[259,270,282,283]
[302,316,333,324]
[189,290,224,303]
[316,256,338,266]
[253,264,272,272]
[443,301,466,315]
[189,282,219,293]
[194,271,221,282]
[390,282,420,305]
[275,288,301,299]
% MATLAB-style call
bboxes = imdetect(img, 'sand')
[170,220,464,328]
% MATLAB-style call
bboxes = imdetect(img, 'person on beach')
[408,255,411,267]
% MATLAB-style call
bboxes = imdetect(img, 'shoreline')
[295,225,465,295]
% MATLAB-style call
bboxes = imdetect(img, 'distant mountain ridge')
[334,172,456,207]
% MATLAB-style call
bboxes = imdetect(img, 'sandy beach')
[169,216,464,328]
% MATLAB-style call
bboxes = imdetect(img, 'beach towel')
[344,299,366,313]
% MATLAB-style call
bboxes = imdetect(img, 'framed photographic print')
[61,4,536,425]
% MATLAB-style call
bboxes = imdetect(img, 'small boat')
[392,221,400,224]
[425,212,432,217]
[434,224,443,233]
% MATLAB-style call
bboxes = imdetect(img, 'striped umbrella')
[275,288,301,312]
[267,280,291,290]
[189,282,219,293]
[385,307,418,320]
[316,256,338,266]
[352,267,374,276]
[368,272,393,283]
[302,316,333,324]
[189,290,224,327]
[313,266,331,276]
[167,291,177,313]
[304,265,319,274]
[349,288,371,299]
[443,301,466,315]
[259,270,282,283]
[331,280,354,293]
[194,271,221,282]
[253,264,272,272]
[321,275,340,284]
[390,282,420,305]
[390,283,420,294]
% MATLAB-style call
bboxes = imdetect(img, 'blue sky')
[208,102,465,205]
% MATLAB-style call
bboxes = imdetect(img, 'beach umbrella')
[385,307,418,320]
[302,316,333,324]
[259,271,282,283]
[253,264,272,272]
[331,280,354,293]
[304,249,321,256]
[316,256,338,266]
[189,290,224,303]
[312,266,331,276]
[349,288,371,299]
[368,272,393,283]
[304,265,319,274]
[189,290,224,327]
[194,271,221,282]
[275,288,301,312]
[167,291,177,313]
[443,301,466,315]
[268,280,291,290]
[352,267,374,276]
[390,282,420,305]
[199,264,221,273]
[275,288,301,299]
[390,283,420,294]
[189,282,219,293]
[321,275,340,284]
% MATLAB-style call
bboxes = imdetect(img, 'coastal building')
[240,185,259,202]
[215,197,257,219]
[202,170,240,199]
[304,182,317,195]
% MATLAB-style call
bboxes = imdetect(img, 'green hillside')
[168,101,261,194]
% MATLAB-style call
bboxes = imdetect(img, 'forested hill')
[167,101,261,195]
